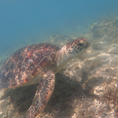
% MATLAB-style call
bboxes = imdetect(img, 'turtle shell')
[0,43,59,88]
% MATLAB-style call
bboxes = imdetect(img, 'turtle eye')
[78,43,83,47]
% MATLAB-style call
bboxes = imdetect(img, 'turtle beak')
[84,41,90,49]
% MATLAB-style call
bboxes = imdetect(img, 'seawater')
[0,0,115,62]
[0,1,118,118]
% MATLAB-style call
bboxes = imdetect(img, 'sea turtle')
[0,38,89,118]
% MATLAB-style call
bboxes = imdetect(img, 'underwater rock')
[0,18,118,118]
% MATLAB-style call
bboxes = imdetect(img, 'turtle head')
[56,38,89,67]
[65,38,89,55]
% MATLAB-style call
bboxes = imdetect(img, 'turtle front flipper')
[26,70,55,118]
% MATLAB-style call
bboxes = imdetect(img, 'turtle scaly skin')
[0,38,89,118]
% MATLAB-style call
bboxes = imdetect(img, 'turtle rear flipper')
[26,70,55,118]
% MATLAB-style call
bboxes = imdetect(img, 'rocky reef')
[0,18,118,118]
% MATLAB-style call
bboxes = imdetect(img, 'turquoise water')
[0,0,116,59]
[0,1,118,117]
